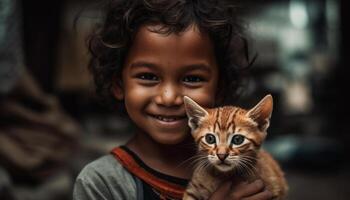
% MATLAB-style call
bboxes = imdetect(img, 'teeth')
[155,115,178,122]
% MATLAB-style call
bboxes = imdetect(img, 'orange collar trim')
[111,147,186,199]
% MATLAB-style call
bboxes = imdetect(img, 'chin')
[151,132,189,145]
[214,164,234,173]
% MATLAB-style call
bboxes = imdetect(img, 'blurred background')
[0,0,348,199]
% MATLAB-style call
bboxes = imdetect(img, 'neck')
[127,131,196,164]
[126,129,197,179]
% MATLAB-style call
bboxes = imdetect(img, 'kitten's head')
[184,95,273,173]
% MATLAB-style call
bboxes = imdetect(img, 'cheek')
[209,148,217,157]
[184,88,217,108]
[199,143,216,155]
[207,149,218,162]
[183,73,218,108]
[124,84,152,108]
[128,87,149,100]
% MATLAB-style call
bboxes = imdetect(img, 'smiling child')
[73,0,273,199]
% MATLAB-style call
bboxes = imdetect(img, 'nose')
[154,84,182,107]
[217,153,228,162]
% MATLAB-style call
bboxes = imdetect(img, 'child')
[73,0,273,199]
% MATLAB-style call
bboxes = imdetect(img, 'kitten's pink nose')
[217,153,228,161]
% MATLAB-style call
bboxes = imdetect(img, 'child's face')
[114,24,219,145]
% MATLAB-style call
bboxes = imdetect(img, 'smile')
[152,115,185,122]
[149,114,187,127]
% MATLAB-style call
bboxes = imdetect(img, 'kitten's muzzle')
[217,153,229,162]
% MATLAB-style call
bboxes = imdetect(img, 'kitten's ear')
[183,96,208,131]
[246,95,273,131]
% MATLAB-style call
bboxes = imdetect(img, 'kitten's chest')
[191,167,233,193]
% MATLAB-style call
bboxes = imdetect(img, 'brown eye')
[205,134,216,144]
[183,75,204,83]
[137,73,159,81]
[231,135,245,145]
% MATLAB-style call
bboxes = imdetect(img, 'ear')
[183,96,208,131]
[246,95,273,131]
[111,77,124,100]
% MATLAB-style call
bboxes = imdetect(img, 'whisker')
[238,159,257,177]
[237,161,252,177]
[176,154,206,168]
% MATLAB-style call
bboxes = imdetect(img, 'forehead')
[204,107,256,130]
[124,24,217,70]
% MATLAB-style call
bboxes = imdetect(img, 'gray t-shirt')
[73,154,143,200]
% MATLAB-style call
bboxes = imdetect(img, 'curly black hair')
[88,0,254,111]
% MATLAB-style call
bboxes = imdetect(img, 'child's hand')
[209,179,273,200]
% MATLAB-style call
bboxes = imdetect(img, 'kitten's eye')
[231,135,245,145]
[205,134,216,144]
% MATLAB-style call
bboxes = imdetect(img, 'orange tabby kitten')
[183,95,288,200]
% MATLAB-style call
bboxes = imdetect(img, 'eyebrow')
[130,61,157,70]
[130,61,213,73]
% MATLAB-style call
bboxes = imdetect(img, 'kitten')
[183,95,288,200]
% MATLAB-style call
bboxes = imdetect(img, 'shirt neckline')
[120,146,189,187]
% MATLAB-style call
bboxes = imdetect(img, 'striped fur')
[183,95,288,200]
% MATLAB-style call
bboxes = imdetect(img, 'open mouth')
[149,114,186,122]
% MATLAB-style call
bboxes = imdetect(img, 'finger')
[209,181,232,200]
[242,190,273,200]
[237,179,265,197]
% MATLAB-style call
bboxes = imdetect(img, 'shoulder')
[77,154,131,180]
[73,154,137,200]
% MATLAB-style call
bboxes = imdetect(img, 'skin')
[113,24,272,200]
